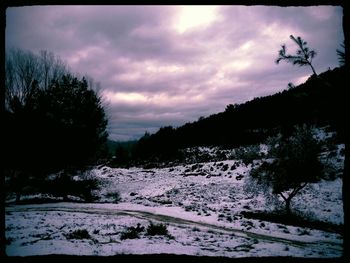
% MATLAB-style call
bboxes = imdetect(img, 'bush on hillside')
[146,222,169,236]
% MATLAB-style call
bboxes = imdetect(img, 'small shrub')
[192,227,201,232]
[106,191,121,203]
[234,145,261,165]
[185,206,192,211]
[120,223,144,240]
[242,221,254,228]
[298,228,310,236]
[64,229,90,240]
[222,164,229,171]
[146,222,168,236]
[120,230,139,240]
[236,174,244,180]
[159,199,172,205]
[171,188,180,194]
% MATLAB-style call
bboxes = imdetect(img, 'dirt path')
[6,203,343,252]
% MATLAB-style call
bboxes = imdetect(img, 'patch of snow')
[6,202,342,257]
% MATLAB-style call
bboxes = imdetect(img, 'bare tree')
[5,48,68,112]
[5,53,15,111]
[276,35,317,76]
[50,53,69,84]
[5,49,42,109]
[40,50,53,90]
[39,50,69,89]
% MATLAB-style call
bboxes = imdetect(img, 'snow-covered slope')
[90,157,343,226]
[6,154,344,257]
[5,127,344,257]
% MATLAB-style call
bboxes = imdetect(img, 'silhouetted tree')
[33,75,108,169]
[225,103,238,112]
[287,82,295,90]
[4,50,108,202]
[247,125,323,215]
[276,35,317,76]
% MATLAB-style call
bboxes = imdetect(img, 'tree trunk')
[14,170,22,204]
[308,62,317,76]
[285,198,292,216]
[61,168,70,201]
[15,191,21,204]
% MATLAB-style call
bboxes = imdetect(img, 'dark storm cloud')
[6,5,344,141]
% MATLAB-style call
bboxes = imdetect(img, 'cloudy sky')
[6,5,344,141]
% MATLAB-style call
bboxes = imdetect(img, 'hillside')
[133,67,346,162]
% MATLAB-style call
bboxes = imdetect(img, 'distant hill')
[134,66,346,161]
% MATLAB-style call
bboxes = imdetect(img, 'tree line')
[120,65,345,166]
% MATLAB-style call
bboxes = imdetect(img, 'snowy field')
[5,145,344,258]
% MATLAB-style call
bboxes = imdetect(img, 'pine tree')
[276,35,317,76]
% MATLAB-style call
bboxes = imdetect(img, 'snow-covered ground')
[5,202,343,257]
[6,151,344,258]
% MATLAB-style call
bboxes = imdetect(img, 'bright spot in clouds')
[103,90,205,106]
[104,91,148,104]
[174,5,220,33]
[239,41,254,52]
[225,60,252,71]
[145,63,184,74]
